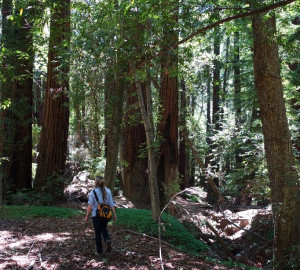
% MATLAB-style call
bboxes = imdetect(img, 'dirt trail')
[1,212,241,269]
[0,175,272,269]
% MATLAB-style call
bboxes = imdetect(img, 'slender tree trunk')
[205,65,212,170]
[212,26,221,130]
[0,0,33,201]
[207,25,221,205]
[252,12,300,269]
[233,30,248,205]
[222,37,230,106]
[133,63,160,221]
[104,64,125,192]
[91,88,102,158]
[178,79,189,189]
[34,0,70,189]
[181,127,225,206]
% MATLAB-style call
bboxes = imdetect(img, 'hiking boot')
[106,240,112,252]
[95,250,103,256]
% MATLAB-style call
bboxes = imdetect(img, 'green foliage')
[114,208,208,254]
[0,205,81,219]
[0,99,11,110]
[7,176,66,206]
[286,245,300,269]
[205,257,259,270]
[163,178,181,202]
[84,156,106,179]
[182,193,201,203]
[32,124,42,150]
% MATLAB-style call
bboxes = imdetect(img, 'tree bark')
[252,12,300,269]
[207,25,221,205]
[157,0,179,205]
[178,79,189,189]
[233,30,248,205]
[121,65,150,207]
[104,64,125,192]
[0,0,34,202]
[133,63,160,221]
[34,0,70,189]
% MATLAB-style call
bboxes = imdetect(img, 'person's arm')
[84,204,92,223]
[111,206,117,221]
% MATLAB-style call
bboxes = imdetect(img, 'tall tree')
[178,79,189,189]
[252,11,300,269]
[104,51,126,192]
[157,0,179,204]
[207,24,221,205]
[233,30,246,205]
[34,0,70,189]
[0,0,34,203]
[121,59,150,206]
[133,63,161,221]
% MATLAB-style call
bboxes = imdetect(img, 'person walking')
[85,176,117,255]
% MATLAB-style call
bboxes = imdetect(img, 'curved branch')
[177,0,296,46]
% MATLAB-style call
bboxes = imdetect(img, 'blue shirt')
[88,187,115,217]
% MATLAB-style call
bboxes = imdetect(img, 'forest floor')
[0,173,273,269]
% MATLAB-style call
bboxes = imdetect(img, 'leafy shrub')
[7,175,66,206]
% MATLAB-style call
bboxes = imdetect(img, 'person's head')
[95,175,105,188]
[95,175,107,200]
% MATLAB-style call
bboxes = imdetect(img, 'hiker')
[84,176,117,255]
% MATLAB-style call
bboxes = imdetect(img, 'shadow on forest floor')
[0,173,272,269]
[0,214,245,270]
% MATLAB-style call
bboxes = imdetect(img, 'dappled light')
[0,214,234,269]
[1,0,299,268]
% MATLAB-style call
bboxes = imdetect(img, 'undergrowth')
[0,205,82,219]
[114,208,258,270]
[0,206,257,269]
[114,208,208,255]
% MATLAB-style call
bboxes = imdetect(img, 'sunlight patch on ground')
[0,230,71,250]
[0,230,12,245]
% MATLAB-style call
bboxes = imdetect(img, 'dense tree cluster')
[0,0,299,268]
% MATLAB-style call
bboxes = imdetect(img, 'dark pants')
[92,216,110,253]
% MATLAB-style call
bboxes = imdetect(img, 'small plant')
[6,188,36,205]
[182,193,201,203]
[163,178,181,203]
[37,175,66,205]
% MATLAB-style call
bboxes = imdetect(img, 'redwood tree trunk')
[252,12,300,269]
[157,0,179,204]
[133,63,160,221]
[34,0,70,189]
[121,69,150,207]
[0,0,33,201]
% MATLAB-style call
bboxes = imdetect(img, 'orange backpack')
[93,189,112,220]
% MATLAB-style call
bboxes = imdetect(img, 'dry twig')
[206,221,235,261]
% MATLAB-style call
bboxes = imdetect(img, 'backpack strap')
[93,189,100,204]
